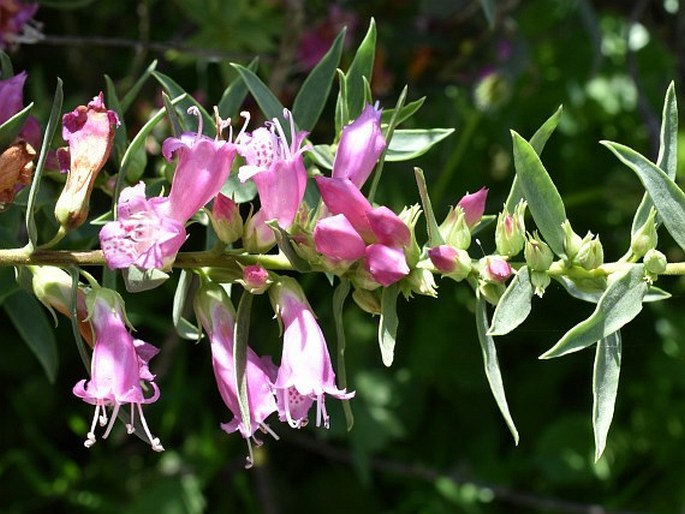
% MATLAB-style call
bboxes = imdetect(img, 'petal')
[364,244,410,286]
[314,176,374,239]
[314,214,366,261]
[367,206,410,248]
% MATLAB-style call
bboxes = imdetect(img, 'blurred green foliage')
[3,0,685,513]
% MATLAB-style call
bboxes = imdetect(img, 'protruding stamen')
[271,116,291,160]
[84,432,96,448]
[213,106,232,141]
[137,403,164,452]
[126,403,136,434]
[187,106,203,137]
[260,423,280,441]
[283,109,297,154]
[86,404,101,448]
[236,111,251,142]
[102,403,120,439]
[244,438,255,469]
[99,407,108,427]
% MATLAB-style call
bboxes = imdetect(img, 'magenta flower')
[457,187,488,228]
[270,277,354,428]
[55,93,120,228]
[364,244,410,287]
[194,283,278,444]
[72,288,163,451]
[313,213,366,262]
[0,70,40,149]
[162,130,236,223]
[237,110,308,230]
[482,256,513,283]
[99,182,186,270]
[0,0,40,50]
[315,176,374,239]
[428,245,460,274]
[332,104,386,189]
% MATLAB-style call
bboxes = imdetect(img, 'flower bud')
[402,268,438,297]
[479,256,513,283]
[630,207,658,260]
[561,220,583,260]
[54,93,120,228]
[238,264,271,294]
[243,208,277,253]
[0,140,34,210]
[495,200,526,256]
[479,282,506,306]
[530,270,551,298]
[524,233,554,271]
[576,233,604,270]
[428,245,472,281]
[438,206,471,250]
[644,248,667,276]
[364,244,410,287]
[456,187,488,227]
[398,204,423,267]
[209,193,243,245]
[352,287,382,315]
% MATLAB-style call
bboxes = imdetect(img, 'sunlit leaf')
[173,270,201,340]
[381,97,425,126]
[541,265,647,358]
[488,266,534,336]
[122,267,169,293]
[475,294,519,444]
[0,102,33,151]
[378,283,399,367]
[511,130,567,256]
[345,18,376,120]
[231,64,286,129]
[121,60,157,114]
[385,128,454,162]
[593,331,621,461]
[152,71,214,136]
[414,167,444,246]
[217,57,258,119]
[602,140,685,252]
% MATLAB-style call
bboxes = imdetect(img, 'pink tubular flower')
[55,93,120,228]
[161,127,236,223]
[482,256,513,283]
[428,245,460,274]
[365,244,410,286]
[315,176,374,239]
[270,277,354,429]
[237,110,308,230]
[332,103,386,189]
[72,288,163,451]
[456,187,488,228]
[313,213,366,262]
[99,182,186,270]
[194,283,278,462]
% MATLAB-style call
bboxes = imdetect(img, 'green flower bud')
[524,233,554,271]
[630,207,658,259]
[479,281,506,306]
[576,233,604,270]
[530,270,551,298]
[561,220,583,260]
[644,248,667,276]
[495,200,526,256]
[438,206,471,250]
[401,268,438,298]
[399,204,423,267]
[352,288,381,315]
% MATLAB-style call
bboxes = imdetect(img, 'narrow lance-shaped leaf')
[267,221,312,273]
[26,78,63,249]
[593,330,621,462]
[540,265,647,359]
[104,75,127,166]
[234,291,254,438]
[385,128,455,162]
[334,68,348,135]
[511,130,567,256]
[479,0,496,27]
[0,102,33,151]
[217,57,258,119]
[151,71,214,136]
[602,141,685,253]
[488,266,534,336]
[173,270,200,340]
[345,18,376,120]
[631,81,677,236]
[475,294,519,444]
[381,97,426,125]
[4,290,59,383]
[121,60,158,114]
[0,50,13,78]
[161,91,184,137]
[231,64,287,131]
[378,283,399,367]
[414,167,444,246]
[69,266,90,372]
[505,106,563,211]
[332,278,354,430]
[293,28,346,131]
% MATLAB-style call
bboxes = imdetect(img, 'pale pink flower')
[72,288,163,451]
[456,187,488,227]
[482,256,513,283]
[364,244,410,287]
[313,213,366,262]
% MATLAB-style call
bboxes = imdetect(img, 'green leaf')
[267,221,312,272]
[381,97,425,126]
[556,274,669,304]
[345,18,376,119]
[631,81,678,235]
[4,290,59,383]
[161,91,184,137]
[308,144,335,170]
[475,294,519,444]
[104,75,127,166]
[173,270,201,340]
[385,128,455,162]
[220,172,257,203]
[332,278,354,430]
[115,94,187,216]
[234,291,254,439]
[593,331,621,461]
[0,51,13,78]
[488,266,534,336]
[505,106,563,211]
[121,60,158,114]
[0,102,33,151]
[602,140,685,252]
[414,167,444,246]
[334,68,348,134]
[479,0,496,27]
[122,267,170,293]
[511,130,567,256]
[293,28,346,131]
[69,266,90,372]
[152,71,214,136]
[378,283,399,367]
[231,64,286,128]
[540,265,648,358]
[217,57,258,119]
[0,267,20,305]
[26,79,63,249]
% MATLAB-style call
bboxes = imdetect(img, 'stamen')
[187,106,203,137]
[126,403,136,434]
[316,394,322,427]
[85,404,101,448]
[260,422,280,441]
[99,407,108,426]
[244,438,255,469]
[213,106,232,141]
[271,116,292,160]
[102,403,120,439]
[236,111,251,142]
[283,109,297,154]
[137,403,164,452]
